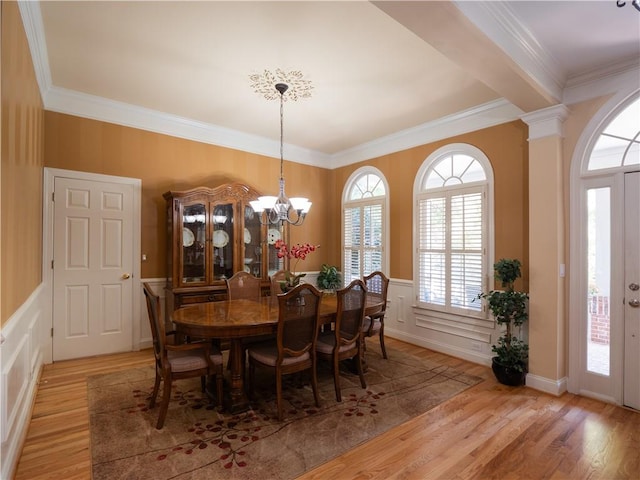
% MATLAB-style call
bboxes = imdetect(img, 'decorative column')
[521,105,569,395]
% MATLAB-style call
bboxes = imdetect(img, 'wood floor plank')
[12,339,640,480]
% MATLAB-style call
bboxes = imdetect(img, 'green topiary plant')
[316,264,342,291]
[476,258,529,384]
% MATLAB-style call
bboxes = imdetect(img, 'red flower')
[273,241,320,290]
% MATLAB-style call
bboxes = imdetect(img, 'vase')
[491,357,527,386]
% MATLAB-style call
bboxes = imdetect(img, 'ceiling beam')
[373,1,560,113]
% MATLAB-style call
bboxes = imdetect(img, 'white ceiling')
[21,1,640,168]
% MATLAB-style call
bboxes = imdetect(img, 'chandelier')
[249,72,312,226]
[617,0,640,11]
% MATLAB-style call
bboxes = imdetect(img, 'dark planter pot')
[491,357,527,386]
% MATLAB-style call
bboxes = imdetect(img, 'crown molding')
[454,0,565,102]
[328,99,523,169]
[563,59,640,105]
[46,86,522,170]
[18,0,52,95]
[45,86,329,167]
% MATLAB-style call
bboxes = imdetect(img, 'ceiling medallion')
[249,69,313,101]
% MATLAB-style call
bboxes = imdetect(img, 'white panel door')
[53,177,134,360]
[623,172,640,409]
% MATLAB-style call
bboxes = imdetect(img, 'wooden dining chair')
[270,269,287,296]
[226,271,262,301]
[247,283,322,420]
[143,283,224,429]
[315,279,367,402]
[226,271,267,368]
[362,271,390,359]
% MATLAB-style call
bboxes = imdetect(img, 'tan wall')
[44,112,330,277]
[45,115,530,287]
[1,1,45,325]
[331,120,530,286]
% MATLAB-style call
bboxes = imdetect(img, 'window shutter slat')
[343,193,384,283]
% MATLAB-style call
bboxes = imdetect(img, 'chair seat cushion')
[167,344,223,372]
[316,332,356,355]
[362,317,381,334]
[248,342,310,367]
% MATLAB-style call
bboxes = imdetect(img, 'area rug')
[88,344,482,479]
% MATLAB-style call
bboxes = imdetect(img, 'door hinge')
[51,260,54,269]
[52,192,55,202]
[51,327,54,337]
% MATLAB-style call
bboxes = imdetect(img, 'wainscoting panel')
[1,284,47,480]
[2,334,29,443]
[384,278,496,366]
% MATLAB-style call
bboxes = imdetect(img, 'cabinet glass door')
[267,224,285,277]
[212,204,234,280]
[182,203,206,284]
[244,205,262,277]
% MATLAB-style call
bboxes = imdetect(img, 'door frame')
[568,85,639,404]
[42,168,142,363]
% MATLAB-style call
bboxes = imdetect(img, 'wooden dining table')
[171,294,384,413]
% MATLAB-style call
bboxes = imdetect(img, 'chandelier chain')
[280,89,284,180]
[249,73,313,226]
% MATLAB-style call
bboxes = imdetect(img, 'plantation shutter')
[418,187,484,313]
[363,204,383,275]
[418,197,446,306]
[450,191,483,311]
[343,206,360,284]
[343,202,383,284]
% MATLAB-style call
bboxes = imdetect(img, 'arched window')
[587,97,639,171]
[342,168,388,284]
[414,144,493,316]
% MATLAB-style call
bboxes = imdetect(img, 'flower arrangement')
[274,239,319,291]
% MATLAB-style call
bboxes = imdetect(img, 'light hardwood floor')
[14,338,640,479]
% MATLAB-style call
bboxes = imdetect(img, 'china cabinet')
[164,183,284,319]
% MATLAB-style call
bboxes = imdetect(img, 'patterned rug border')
[88,344,483,480]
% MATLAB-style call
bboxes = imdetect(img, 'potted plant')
[316,264,342,292]
[477,258,529,386]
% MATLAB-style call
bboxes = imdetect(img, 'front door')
[52,176,135,360]
[623,171,640,409]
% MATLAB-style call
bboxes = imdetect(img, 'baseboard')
[524,373,568,396]
[386,328,568,397]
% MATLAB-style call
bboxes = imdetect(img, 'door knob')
[629,299,640,308]
[121,273,131,280]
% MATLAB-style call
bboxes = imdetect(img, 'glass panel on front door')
[587,187,611,376]
[182,203,206,283]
